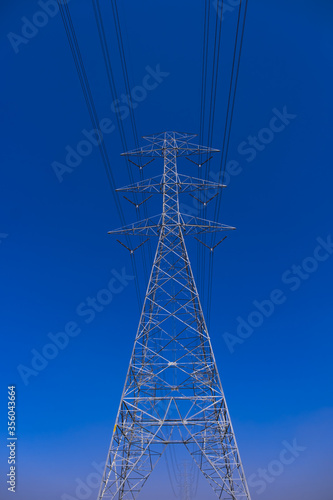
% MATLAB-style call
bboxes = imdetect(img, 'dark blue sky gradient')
[1,1,333,499]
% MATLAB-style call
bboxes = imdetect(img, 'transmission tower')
[98,132,251,500]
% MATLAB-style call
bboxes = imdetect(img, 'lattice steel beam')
[98,132,251,500]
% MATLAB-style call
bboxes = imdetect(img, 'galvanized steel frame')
[98,132,251,500]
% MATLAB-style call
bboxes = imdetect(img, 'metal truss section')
[116,173,226,193]
[98,132,251,500]
[121,131,220,158]
[108,214,235,237]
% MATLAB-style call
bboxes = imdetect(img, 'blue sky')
[1,0,333,499]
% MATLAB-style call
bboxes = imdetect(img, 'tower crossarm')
[120,131,219,158]
[108,215,162,236]
[116,174,226,193]
[108,214,235,236]
[181,215,235,234]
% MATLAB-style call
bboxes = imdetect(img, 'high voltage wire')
[92,0,135,186]
[110,0,140,150]
[109,0,153,265]
[57,0,248,339]
[204,0,227,326]
[197,0,223,308]
[91,0,150,282]
[57,1,142,310]
[103,0,153,265]
[195,0,248,326]
[208,0,249,327]
[199,0,224,304]
[199,0,210,157]
[215,0,248,219]
[197,0,211,302]
[206,0,224,155]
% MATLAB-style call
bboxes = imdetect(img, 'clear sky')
[1,1,333,499]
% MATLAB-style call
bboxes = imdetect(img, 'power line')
[206,0,224,155]
[110,0,140,151]
[200,0,224,305]
[92,0,150,284]
[197,0,211,303]
[207,0,249,323]
[57,1,142,310]
[110,0,153,264]
[93,0,153,274]
[195,0,248,321]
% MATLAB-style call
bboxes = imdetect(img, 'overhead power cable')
[110,0,153,263]
[214,0,248,222]
[57,1,142,310]
[195,0,248,320]
[92,0,150,282]
[199,0,224,303]
[197,0,211,300]
[207,0,249,323]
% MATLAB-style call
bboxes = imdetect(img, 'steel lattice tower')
[98,132,251,500]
